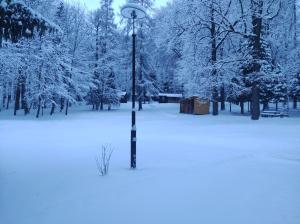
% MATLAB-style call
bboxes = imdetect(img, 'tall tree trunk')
[21,77,29,115]
[36,97,41,118]
[50,102,55,115]
[138,19,145,111]
[2,83,6,109]
[138,60,143,111]
[100,98,104,110]
[220,84,225,111]
[138,97,143,111]
[2,95,5,110]
[60,97,64,112]
[2,94,6,110]
[293,0,297,48]
[250,0,263,120]
[211,3,218,116]
[65,99,69,115]
[240,100,244,114]
[212,87,218,115]
[0,23,3,48]
[293,97,297,109]
[14,81,21,116]
[251,85,260,120]
[6,94,11,109]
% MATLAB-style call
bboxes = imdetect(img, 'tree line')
[0,0,160,117]
[153,0,300,119]
[0,0,300,120]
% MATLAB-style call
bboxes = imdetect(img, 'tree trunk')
[250,0,263,120]
[65,99,69,115]
[211,4,218,116]
[100,99,104,110]
[144,89,147,104]
[138,22,144,111]
[2,94,6,109]
[50,102,55,115]
[60,97,64,112]
[6,94,11,109]
[2,83,6,109]
[212,87,218,116]
[138,98,142,111]
[230,102,232,112]
[263,102,269,111]
[240,101,244,114]
[14,81,21,116]
[0,23,2,48]
[251,85,260,120]
[293,97,297,109]
[220,84,225,111]
[36,97,41,118]
[21,78,29,115]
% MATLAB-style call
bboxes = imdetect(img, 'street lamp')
[121,2,146,169]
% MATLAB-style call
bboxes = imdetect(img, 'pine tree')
[103,71,119,110]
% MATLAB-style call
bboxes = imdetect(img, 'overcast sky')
[76,0,171,11]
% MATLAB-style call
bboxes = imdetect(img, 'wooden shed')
[119,92,128,103]
[180,97,210,115]
[159,93,183,103]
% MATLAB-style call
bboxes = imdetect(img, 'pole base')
[131,129,136,169]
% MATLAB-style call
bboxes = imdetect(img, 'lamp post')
[121,3,146,169]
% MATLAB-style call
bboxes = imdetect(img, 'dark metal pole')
[131,11,137,169]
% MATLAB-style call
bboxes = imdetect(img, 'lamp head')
[121,3,147,19]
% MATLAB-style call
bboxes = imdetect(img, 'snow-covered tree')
[0,0,58,45]
[88,0,120,111]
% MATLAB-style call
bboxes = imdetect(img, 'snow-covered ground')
[0,103,300,224]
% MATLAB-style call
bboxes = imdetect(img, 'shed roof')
[158,93,183,98]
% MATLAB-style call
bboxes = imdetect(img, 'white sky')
[73,0,172,23]
[76,0,171,11]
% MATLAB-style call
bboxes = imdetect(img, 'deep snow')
[0,103,300,224]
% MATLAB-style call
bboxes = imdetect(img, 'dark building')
[159,93,183,103]
[119,92,129,103]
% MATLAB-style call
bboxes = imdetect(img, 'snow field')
[0,103,300,224]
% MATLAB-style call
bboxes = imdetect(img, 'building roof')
[158,93,183,98]
[118,91,127,97]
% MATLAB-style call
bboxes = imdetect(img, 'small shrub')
[95,144,113,176]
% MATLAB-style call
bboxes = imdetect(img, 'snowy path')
[0,103,300,224]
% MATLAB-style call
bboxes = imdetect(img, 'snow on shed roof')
[118,91,127,96]
[158,93,183,98]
